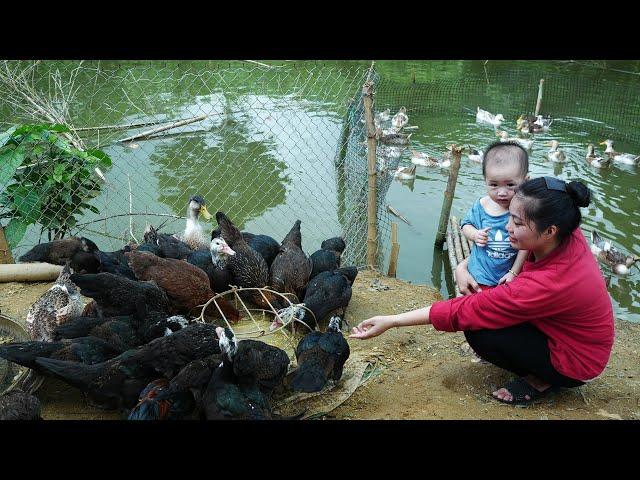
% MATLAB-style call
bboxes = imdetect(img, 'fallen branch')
[118,114,208,143]
[71,119,177,132]
[74,212,183,228]
[386,204,411,225]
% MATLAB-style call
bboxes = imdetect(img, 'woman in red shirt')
[350,177,615,405]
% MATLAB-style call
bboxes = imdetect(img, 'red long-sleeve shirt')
[430,227,615,382]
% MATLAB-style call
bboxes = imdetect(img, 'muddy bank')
[1,270,638,420]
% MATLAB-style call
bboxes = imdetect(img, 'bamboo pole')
[451,217,464,266]
[387,222,400,278]
[434,145,464,247]
[363,80,378,269]
[445,227,460,297]
[456,216,471,259]
[0,226,14,264]
[118,114,208,143]
[0,263,62,282]
[534,79,544,117]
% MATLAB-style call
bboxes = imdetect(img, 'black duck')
[0,389,42,420]
[128,378,196,420]
[309,236,346,280]
[269,220,312,301]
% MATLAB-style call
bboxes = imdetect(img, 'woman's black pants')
[464,323,585,388]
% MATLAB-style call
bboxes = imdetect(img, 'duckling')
[127,378,196,420]
[496,130,534,150]
[272,266,358,331]
[393,164,417,180]
[34,323,222,410]
[391,106,409,129]
[476,107,505,127]
[599,140,640,165]
[0,389,42,420]
[410,148,452,168]
[590,230,640,275]
[215,211,282,310]
[546,140,567,163]
[125,250,240,321]
[309,237,346,281]
[26,263,84,342]
[216,326,290,397]
[0,336,123,370]
[585,144,611,169]
[288,315,350,393]
[466,146,484,163]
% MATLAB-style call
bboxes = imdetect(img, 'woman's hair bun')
[566,181,591,208]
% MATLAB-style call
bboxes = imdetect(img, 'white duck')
[599,140,640,166]
[178,195,213,249]
[466,146,484,164]
[496,130,534,150]
[411,148,452,168]
[375,108,391,123]
[393,164,417,180]
[585,144,611,169]
[546,140,567,163]
[534,115,553,129]
[391,107,409,129]
[476,107,505,127]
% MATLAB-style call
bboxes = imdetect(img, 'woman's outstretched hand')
[349,315,394,340]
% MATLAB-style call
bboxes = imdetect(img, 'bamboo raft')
[446,215,473,297]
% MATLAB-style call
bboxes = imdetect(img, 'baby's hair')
[482,141,529,179]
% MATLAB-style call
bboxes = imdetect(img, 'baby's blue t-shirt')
[461,198,518,286]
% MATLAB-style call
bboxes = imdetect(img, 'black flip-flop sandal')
[492,377,555,406]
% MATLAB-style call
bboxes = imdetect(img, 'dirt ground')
[1,270,639,420]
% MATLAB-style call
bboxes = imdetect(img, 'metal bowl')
[0,312,44,395]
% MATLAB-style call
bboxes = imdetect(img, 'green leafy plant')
[0,124,111,248]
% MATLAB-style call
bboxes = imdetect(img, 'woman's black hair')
[515,177,591,243]
[482,141,529,178]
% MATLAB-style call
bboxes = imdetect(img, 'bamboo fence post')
[534,79,544,117]
[387,222,400,277]
[445,226,460,297]
[0,226,14,264]
[363,80,378,269]
[434,145,464,247]
[451,217,464,266]
[456,216,471,259]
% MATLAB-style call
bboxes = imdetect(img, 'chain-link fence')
[0,60,397,269]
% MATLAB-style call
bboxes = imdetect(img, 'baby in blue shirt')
[461,142,530,287]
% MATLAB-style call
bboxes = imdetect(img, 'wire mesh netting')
[0,60,396,269]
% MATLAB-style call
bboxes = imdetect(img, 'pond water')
[1,60,638,323]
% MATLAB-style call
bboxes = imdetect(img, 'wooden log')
[363,80,379,269]
[119,114,208,143]
[434,146,464,247]
[0,226,14,264]
[534,79,544,117]
[387,222,400,278]
[445,227,460,297]
[0,263,62,282]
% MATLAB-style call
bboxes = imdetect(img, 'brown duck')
[125,250,240,322]
[215,211,282,309]
[269,220,312,301]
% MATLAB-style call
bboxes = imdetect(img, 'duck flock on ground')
[0,196,358,420]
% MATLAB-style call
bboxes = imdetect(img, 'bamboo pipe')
[0,263,63,282]
[362,80,379,268]
[434,146,464,247]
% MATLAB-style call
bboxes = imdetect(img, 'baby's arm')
[462,224,490,247]
[498,250,529,285]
